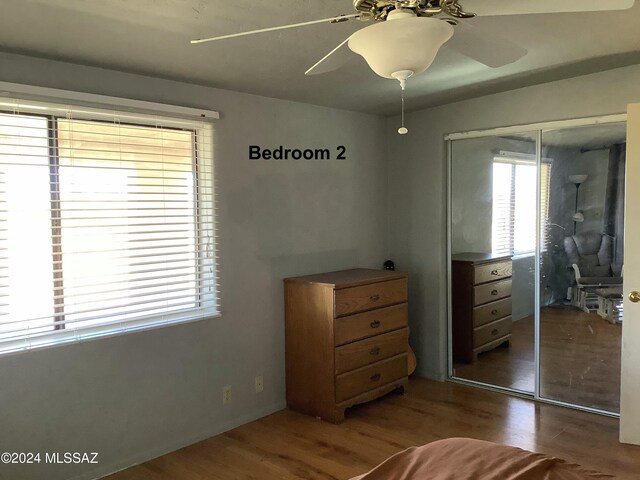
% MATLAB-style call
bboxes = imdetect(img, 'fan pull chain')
[398,84,408,135]
[391,70,412,135]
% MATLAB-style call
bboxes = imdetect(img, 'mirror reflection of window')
[491,154,552,256]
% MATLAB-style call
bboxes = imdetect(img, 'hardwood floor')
[105,378,640,480]
[454,305,622,412]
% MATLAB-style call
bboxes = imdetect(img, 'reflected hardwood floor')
[454,315,535,392]
[104,378,640,480]
[454,306,622,412]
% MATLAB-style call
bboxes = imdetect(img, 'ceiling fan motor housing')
[352,0,475,20]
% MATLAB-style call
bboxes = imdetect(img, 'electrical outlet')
[255,375,264,393]
[222,385,232,404]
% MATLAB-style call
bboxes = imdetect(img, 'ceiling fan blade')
[446,21,527,68]
[460,0,635,16]
[305,37,352,76]
[191,13,360,44]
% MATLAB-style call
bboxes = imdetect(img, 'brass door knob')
[630,291,640,303]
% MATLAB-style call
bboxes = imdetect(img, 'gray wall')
[511,256,536,321]
[0,53,388,480]
[386,64,640,380]
[450,136,494,255]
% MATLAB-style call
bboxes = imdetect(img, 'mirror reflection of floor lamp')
[569,174,588,234]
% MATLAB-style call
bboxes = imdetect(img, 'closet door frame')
[445,113,627,417]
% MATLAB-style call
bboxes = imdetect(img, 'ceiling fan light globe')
[348,17,454,79]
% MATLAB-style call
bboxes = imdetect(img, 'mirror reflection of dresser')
[451,253,513,363]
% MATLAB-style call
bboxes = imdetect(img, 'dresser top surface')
[451,252,512,265]
[284,268,407,288]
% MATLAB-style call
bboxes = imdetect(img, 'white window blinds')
[491,154,552,256]
[0,97,218,354]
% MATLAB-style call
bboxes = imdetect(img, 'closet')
[447,115,627,414]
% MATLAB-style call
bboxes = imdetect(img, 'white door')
[621,103,640,445]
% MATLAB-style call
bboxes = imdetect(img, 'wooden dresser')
[284,268,409,423]
[451,253,513,363]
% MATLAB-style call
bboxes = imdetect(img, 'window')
[492,154,551,256]
[0,98,217,354]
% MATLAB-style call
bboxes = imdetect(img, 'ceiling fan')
[192,0,635,134]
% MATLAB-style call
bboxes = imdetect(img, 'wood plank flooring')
[454,306,622,412]
[105,378,640,480]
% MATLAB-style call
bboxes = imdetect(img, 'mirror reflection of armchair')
[563,231,623,312]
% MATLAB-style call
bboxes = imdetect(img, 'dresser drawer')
[473,316,512,348]
[335,354,407,402]
[335,328,408,374]
[473,297,512,328]
[334,303,407,346]
[473,261,512,285]
[335,278,407,317]
[473,278,512,306]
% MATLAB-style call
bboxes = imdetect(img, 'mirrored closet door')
[539,123,626,413]
[447,117,626,415]
[449,131,537,394]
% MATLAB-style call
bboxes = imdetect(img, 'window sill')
[0,312,223,359]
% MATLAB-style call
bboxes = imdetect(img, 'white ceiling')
[1,0,640,115]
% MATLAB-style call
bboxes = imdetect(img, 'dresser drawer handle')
[491,309,499,316]
[491,328,499,336]
[370,320,381,329]
[370,373,381,382]
[491,289,499,296]
[370,347,381,356]
[491,269,499,276]
[370,294,380,302]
